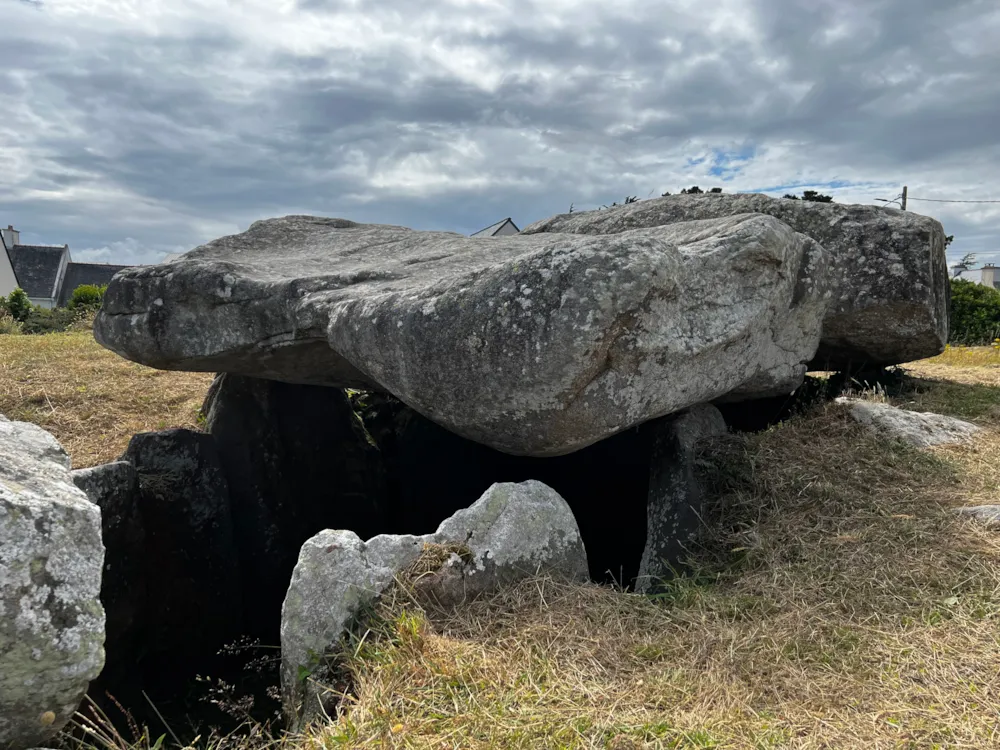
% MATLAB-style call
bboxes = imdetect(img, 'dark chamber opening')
[362,394,657,588]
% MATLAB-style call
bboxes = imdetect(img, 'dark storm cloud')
[0,0,997,265]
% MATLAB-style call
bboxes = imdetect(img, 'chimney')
[1,225,19,249]
[982,265,997,289]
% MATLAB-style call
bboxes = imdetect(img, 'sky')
[1,0,998,267]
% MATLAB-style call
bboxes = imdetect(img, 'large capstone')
[1,415,105,750]
[94,213,830,456]
[522,192,949,369]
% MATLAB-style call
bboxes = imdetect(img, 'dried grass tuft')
[402,542,475,580]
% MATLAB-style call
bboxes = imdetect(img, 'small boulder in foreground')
[279,479,588,730]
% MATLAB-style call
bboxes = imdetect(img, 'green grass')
[900,346,1000,421]
[903,379,1000,421]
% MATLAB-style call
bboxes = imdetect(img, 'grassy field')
[0,328,213,467]
[3,331,1000,749]
[319,374,1000,749]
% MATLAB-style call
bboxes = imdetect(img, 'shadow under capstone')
[79,377,710,741]
[355,390,657,587]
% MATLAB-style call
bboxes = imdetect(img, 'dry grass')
[0,329,214,468]
[308,404,1000,749]
[4,331,998,748]
[905,346,1000,387]
[898,347,1000,425]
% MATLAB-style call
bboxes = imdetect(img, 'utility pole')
[901,185,907,211]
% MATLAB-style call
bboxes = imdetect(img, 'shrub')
[783,190,834,202]
[4,287,31,322]
[20,306,78,335]
[949,278,1000,345]
[0,312,23,335]
[68,283,107,310]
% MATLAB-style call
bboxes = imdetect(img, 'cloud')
[72,237,188,265]
[0,0,997,267]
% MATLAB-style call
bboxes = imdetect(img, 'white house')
[471,218,520,237]
[0,224,134,308]
[952,262,1000,289]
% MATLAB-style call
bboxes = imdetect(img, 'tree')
[4,288,31,322]
[945,235,955,250]
[709,187,723,193]
[958,252,975,268]
[680,186,703,194]
[950,278,1000,345]
[802,190,833,203]
[784,190,834,202]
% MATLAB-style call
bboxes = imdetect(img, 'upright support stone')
[636,405,727,594]
[71,461,145,703]
[121,429,242,687]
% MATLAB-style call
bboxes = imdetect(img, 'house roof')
[7,245,67,298]
[471,217,520,237]
[57,262,133,306]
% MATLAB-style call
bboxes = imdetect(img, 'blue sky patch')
[706,145,756,179]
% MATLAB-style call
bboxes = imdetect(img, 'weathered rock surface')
[637,404,728,593]
[838,399,981,448]
[280,480,588,729]
[955,505,1000,529]
[202,373,386,638]
[1,415,105,750]
[95,213,829,456]
[523,193,949,369]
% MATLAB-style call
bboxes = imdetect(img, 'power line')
[876,187,999,210]
[907,197,1000,204]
